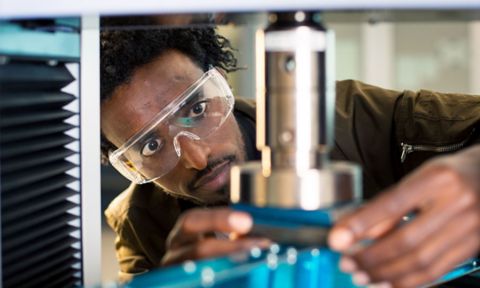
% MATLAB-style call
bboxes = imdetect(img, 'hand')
[328,146,480,288]
[161,207,270,266]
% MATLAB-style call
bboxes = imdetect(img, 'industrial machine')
[1,1,480,287]
[0,15,101,288]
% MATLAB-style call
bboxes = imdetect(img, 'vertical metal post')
[80,14,101,286]
[232,11,361,211]
[361,22,394,88]
[469,21,480,94]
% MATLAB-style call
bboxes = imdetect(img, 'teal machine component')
[128,245,355,288]
[128,205,359,288]
[0,19,79,59]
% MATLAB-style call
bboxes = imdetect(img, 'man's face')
[101,50,246,204]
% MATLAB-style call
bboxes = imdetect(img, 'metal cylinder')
[231,161,362,210]
[231,11,361,210]
[262,11,335,171]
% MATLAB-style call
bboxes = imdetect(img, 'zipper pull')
[400,143,414,163]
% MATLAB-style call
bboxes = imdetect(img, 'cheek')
[215,117,243,144]
[206,126,242,157]
[154,170,186,194]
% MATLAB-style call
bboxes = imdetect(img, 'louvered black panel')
[0,62,75,91]
[4,247,80,288]
[1,160,77,191]
[4,234,77,263]
[3,220,78,251]
[2,174,76,206]
[35,267,80,288]
[0,110,75,127]
[4,236,77,275]
[0,57,82,287]
[0,148,76,173]
[1,122,75,143]
[1,134,76,159]
[0,91,76,109]
[4,188,77,222]
[3,203,77,237]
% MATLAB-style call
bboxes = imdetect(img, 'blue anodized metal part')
[127,203,360,288]
[127,246,359,288]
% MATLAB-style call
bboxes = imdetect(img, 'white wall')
[332,21,479,94]
[226,19,480,95]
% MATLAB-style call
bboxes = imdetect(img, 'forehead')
[101,50,204,147]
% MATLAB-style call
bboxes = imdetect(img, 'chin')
[193,187,230,206]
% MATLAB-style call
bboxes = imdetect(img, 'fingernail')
[368,282,392,288]
[228,232,238,240]
[228,212,253,233]
[353,271,370,286]
[339,257,357,272]
[244,238,271,249]
[255,238,272,248]
[329,228,354,250]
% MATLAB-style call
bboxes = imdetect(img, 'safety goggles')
[109,68,235,184]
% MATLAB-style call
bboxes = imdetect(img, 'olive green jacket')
[105,80,480,281]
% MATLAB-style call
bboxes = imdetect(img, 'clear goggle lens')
[109,68,234,184]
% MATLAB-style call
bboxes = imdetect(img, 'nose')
[175,135,211,170]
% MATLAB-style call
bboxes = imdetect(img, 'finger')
[368,207,480,283]
[353,189,474,269]
[391,232,480,288]
[161,237,271,266]
[366,283,392,288]
[167,208,252,249]
[329,166,463,251]
[364,217,398,240]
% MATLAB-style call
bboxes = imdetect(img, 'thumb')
[328,184,418,252]
[328,164,442,251]
[328,215,398,252]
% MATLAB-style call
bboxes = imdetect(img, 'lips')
[193,159,232,192]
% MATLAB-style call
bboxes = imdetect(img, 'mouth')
[192,156,234,192]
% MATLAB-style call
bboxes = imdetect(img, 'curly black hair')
[100,25,238,164]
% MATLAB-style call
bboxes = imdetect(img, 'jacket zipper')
[400,129,475,163]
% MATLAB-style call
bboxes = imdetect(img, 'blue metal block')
[233,203,336,227]
[431,258,479,286]
[127,246,359,288]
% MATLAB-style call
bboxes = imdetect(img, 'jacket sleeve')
[333,80,404,199]
[393,87,480,175]
[105,204,169,282]
[112,211,155,282]
[333,80,480,199]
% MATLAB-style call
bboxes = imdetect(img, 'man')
[101,26,480,287]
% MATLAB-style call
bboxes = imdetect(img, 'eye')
[188,101,207,117]
[141,138,163,157]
